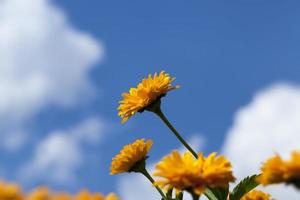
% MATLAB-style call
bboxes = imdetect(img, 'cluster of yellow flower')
[113,71,300,200]
[1,71,298,200]
[0,181,119,200]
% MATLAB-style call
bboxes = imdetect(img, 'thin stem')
[191,193,199,200]
[141,169,166,199]
[176,192,183,200]
[153,107,198,158]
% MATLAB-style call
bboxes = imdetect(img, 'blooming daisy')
[153,151,235,195]
[110,139,153,175]
[118,71,179,123]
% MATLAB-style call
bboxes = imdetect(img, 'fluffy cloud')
[222,83,300,199]
[0,0,103,150]
[118,134,206,200]
[19,117,105,184]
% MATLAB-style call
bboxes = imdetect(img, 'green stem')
[153,107,198,158]
[191,193,199,200]
[176,192,183,200]
[187,189,200,200]
[141,169,166,199]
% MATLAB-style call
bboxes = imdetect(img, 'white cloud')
[118,134,206,200]
[0,0,103,150]
[222,83,300,199]
[19,117,105,184]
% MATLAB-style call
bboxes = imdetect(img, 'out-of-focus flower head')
[0,181,23,200]
[241,190,271,200]
[258,151,300,188]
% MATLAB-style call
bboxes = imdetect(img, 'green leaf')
[175,192,183,200]
[211,187,229,200]
[166,187,173,199]
[229,174,260,200]
[204,188,218,200]
[204,187,229,200]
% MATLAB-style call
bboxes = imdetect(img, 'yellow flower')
[284,151,300,185]
[202,152,235,188]
[26,187,50,200]
[241,190,271,200]
[0,182,119,200]
[258,151,300,188]
[105,193,119,200]
[75,190,104,200]
[258,154,285,185]
[154,151,206,195]
[110,139,153,175]
[118,71,179,123]
[51,193,72,200]
[27,187,72,200]
[0,181,23,200]
[153,151,235,195]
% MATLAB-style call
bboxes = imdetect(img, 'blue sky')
[1,0,300,199]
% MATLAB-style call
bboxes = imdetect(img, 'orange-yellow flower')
[258,151,300,188]
[202,152,235,188]
[0,181,23,200]
[51,194,72,200]
[110,139,153,175]
[118,71,179,123]
[0,181,119,200]
[284,151,300,184]
[154,151,206,195]
[153,151,235,195]
[241,190,271,200]
[27,187,72,200]
[75,190,104,200]
[258,154,285,185]
[74,190,119,200]
[105,193,119,200]
[26,187,50,200]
